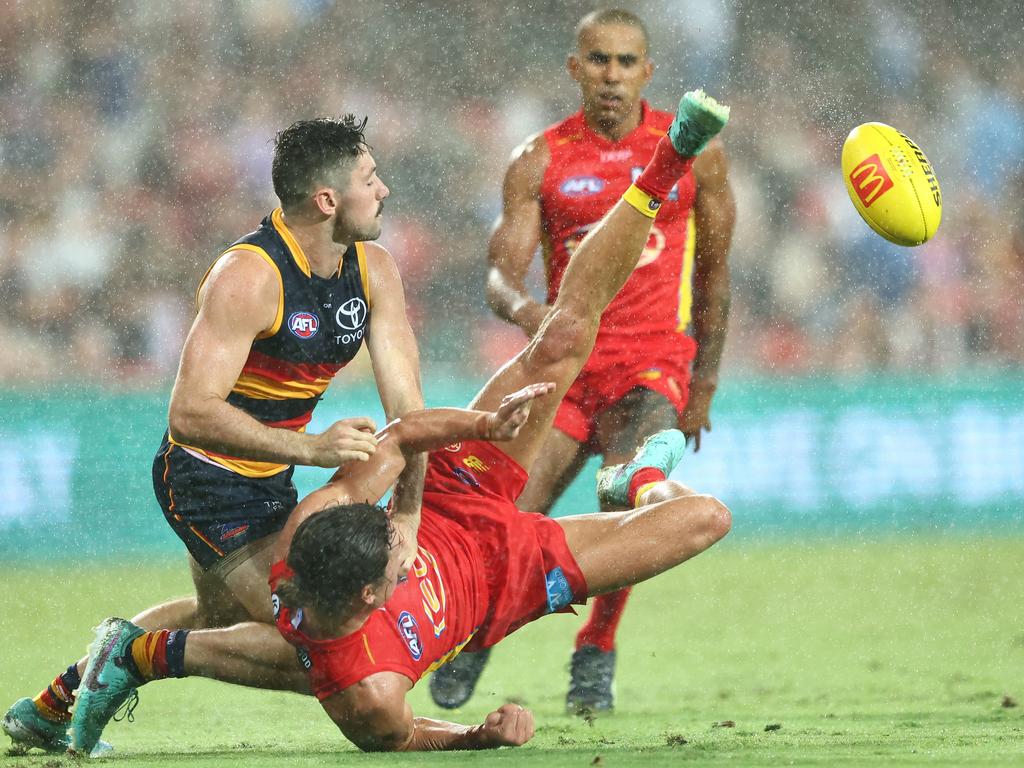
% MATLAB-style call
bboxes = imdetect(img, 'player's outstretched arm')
[274,383,554,557]
[168,250,378,467]
[389,382,555,452]
[485,135,551,338]
[322,672,534,751]
[308,382,554,507]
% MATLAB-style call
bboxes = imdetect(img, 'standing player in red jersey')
[431,9,736,713]
[68,90,731,754]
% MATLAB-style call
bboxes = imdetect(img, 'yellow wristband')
[633,481,661,508]
[622,184,662,218]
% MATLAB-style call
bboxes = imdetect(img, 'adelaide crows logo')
[288,311,319,339]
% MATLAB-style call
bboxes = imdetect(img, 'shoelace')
[112,690,139,724]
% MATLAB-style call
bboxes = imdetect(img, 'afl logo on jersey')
[561,176,605,197]
[335,298,367,331]
[397,611,423,661]
[288,312,319,339]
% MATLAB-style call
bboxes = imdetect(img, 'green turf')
[3,537,1022,766]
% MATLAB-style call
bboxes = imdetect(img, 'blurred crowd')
[1,0,1021,388]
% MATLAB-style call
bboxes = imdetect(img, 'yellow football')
[841,122,942,246]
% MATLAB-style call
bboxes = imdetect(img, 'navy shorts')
[153,436,297,570]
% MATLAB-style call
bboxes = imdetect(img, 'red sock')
[33,673,76,722]
[575,587,633,652]
[634,135,695,201]
[130,630,171,681]
[628,467,666,507]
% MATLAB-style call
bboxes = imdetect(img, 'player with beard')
[431,9,736,714]
[67,88,731,754]
[3,116,425,756]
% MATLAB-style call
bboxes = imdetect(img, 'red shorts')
[422,440,589,651]
[555,332,696,445]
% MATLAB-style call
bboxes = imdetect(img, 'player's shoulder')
[508,110,589,176]
[195,246,280,315]
[505,131,550,191]
[358,240,396,263]
[509,130,549,165]
[206,246,280,292]
[354,242,402,300]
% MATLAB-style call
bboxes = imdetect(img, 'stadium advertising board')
[1,378,1021,558]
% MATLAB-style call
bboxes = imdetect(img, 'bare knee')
[701,497,732,543]
[659,492,731,547]
[647,489,731,544]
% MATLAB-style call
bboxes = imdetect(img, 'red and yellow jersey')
[170,208,371,478]
[271,440,587,700]
[271,509,488,701]
[540,102,698,349]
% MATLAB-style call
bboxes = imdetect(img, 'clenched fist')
[306,416,378,467]
[475,703,535,748]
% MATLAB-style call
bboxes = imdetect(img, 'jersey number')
[413,547,448,638]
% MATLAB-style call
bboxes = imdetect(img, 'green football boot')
[596,428,688,509]
[2,697,112,756]
[68,618,144,756]
[668,89,731,157]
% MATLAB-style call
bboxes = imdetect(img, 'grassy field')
[2,536,1022,766]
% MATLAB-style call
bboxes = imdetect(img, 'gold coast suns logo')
[565,223,665,269]
[849,154,894,208]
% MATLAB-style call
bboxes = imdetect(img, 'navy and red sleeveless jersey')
[540,102,699,343]
[170,208,371,477]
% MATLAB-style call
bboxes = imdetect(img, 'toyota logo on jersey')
[335,298,367,331]
[288,311,319,339]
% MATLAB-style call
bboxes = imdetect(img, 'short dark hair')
[576,9,649,49]
[271,115,369,209]
[277,502,393,619]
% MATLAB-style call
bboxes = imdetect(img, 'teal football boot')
[3,697,112,756]
[68,618,144,756]
[596,428,688,509]
[668,89,731,157]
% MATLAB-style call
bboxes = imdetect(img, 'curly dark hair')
[271,115,369,210]
[276,502,393,620]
